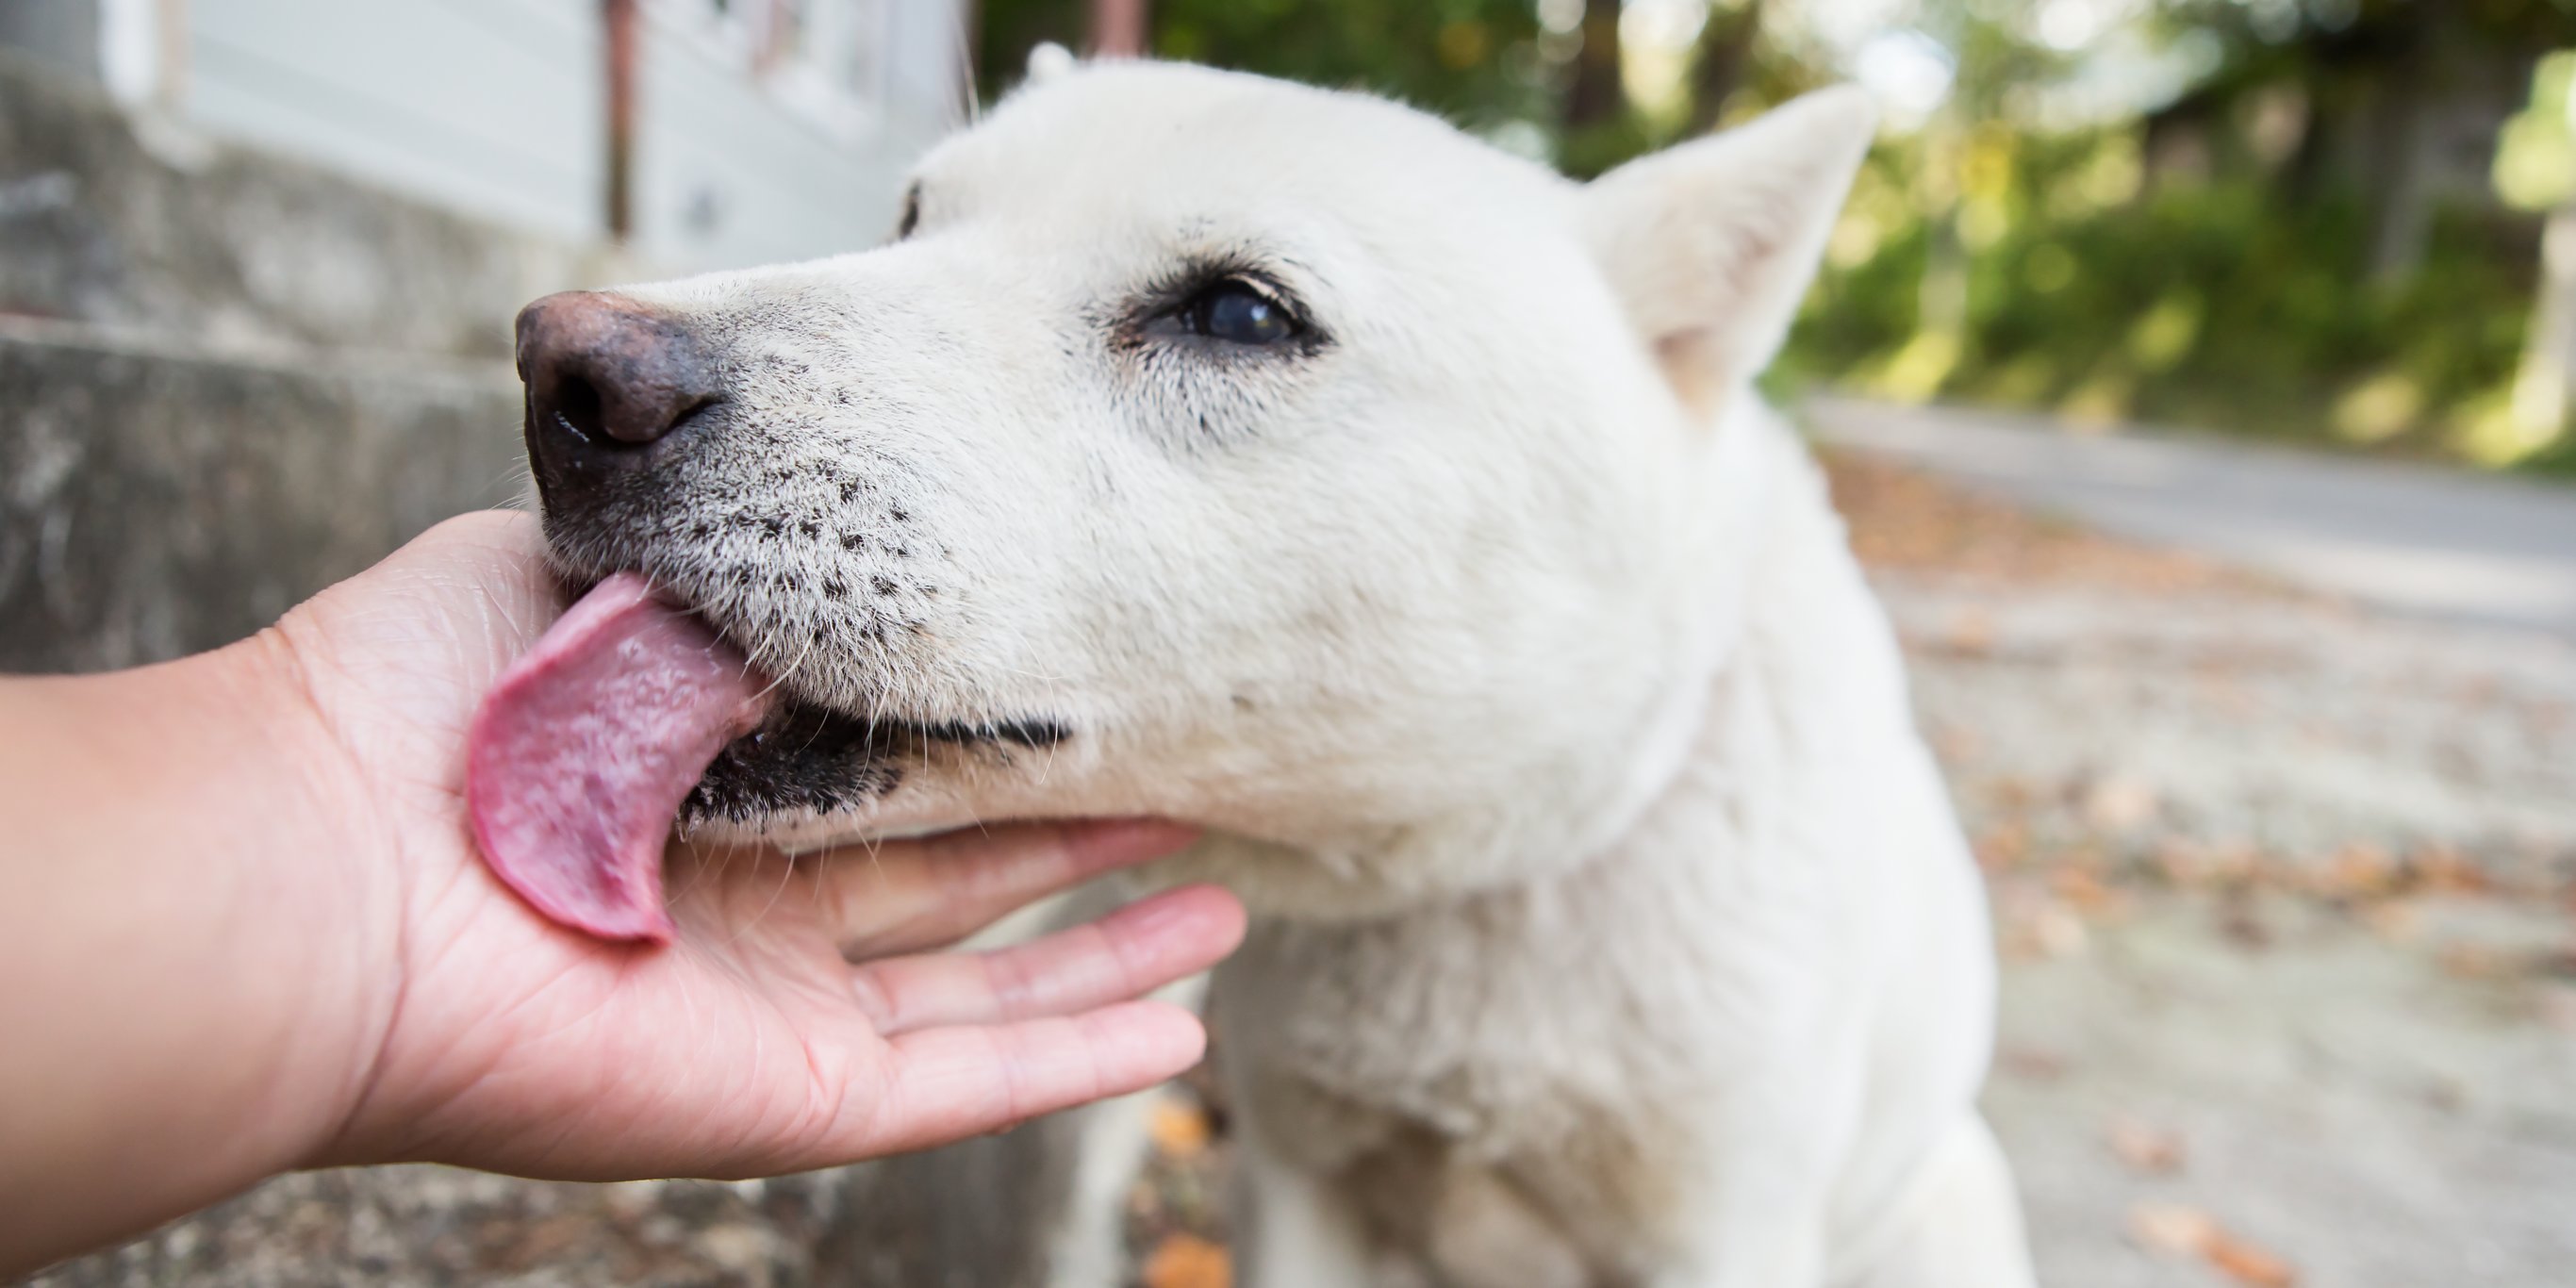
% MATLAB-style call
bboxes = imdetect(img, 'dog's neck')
[1588,388,1805,859]
[1175,392,1841,921]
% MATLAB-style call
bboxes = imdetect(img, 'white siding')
[184,0,604,240]
[176,0,962,270]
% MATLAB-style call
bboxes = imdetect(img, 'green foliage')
[977,0,1550,128]
[1787,129,2542,458]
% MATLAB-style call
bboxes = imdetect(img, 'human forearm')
[0,637,390,1275]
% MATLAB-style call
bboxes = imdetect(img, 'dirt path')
[1808,397,2576,638]
[1828,452,2576,1288]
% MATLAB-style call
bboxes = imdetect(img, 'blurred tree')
[977,0,1550,130]
[2501,53,2576,461]
[1566,0,1623,127]
[1688,0,1765,132]
[2150,0,2574,282]
[1890,4,2072,398]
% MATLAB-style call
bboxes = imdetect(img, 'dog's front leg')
[1643,1065,1859,1288]
[1230,1133,1379,1288]
[1646,1194,1830,1288]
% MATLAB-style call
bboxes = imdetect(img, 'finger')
[814,818,1200,957]
[850,883,1244,1035]
[858,999,1207,1156]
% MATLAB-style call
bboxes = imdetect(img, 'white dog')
[503,59,2032,1288]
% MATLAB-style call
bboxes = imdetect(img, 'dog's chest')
[1214,803,1845,1268]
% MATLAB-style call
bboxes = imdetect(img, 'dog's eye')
[1185,278,1299,346]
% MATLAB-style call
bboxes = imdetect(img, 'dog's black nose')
[515,291,718,487]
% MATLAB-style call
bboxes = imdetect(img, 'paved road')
[1804,398,2576,637]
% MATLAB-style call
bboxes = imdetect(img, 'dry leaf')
[2407,844,2485,894]
[2127,1200,2217,1256]
[2437,944,2513,980]
[2105,1117,2187,1174]
[2321,844,2396,899]
[2034,903,2089,959]
[2129,1201,2298,1287]
[1149,1096,1212,1161]
[2360,898,2419,943]
[1974,821,2031,872]
[1943,609,1996,655]
[2082,777,2159,833]
[2536,983,2576,1034]
[2204,1230,2298,1287]
[1996,1047,2068,1081]
[1142,1232,1231,1288]
[2050,866,2123,916]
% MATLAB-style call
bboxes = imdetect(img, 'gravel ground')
[1826,453,2576,1288]
[25,455,2576,1288]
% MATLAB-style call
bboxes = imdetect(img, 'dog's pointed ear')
[1580,87,1876,414]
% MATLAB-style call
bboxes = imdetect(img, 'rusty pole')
[603,0,638,240]
[1088,0,1147,58]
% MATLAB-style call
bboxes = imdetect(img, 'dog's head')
[517,63,1874,915]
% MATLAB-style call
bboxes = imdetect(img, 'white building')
[0,0,971,272]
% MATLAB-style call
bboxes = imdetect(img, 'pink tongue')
[467,573,772,943]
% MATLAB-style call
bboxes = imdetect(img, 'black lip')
[682,700,1070,824]
[685,702,908,823]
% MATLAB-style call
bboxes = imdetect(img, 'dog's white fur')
[572,61,2032,1288]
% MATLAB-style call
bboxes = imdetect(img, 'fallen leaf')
[1974,822,2030,872]
[2536,983,2576,1034]
[2406,845,2485,893]
[2034,902,2089,959]
[2437,944,2513,980]
[2128,1201,2299,1287]
[2360,899,2419,943]
[2204,1229,2298,1287]
[1149,1095,1211,1161]
[2319,844,2396,899]
[2050,866,2124,916]
[2105,1117,2187,1175]
[2128,1200,2216,1256]
[2082,776,2159,833]
[1996,1047,2068,1081]
[1944,609,1996,655]
[1142,1232,1231,1288]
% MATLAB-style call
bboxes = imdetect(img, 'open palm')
[269,510,1240,1179]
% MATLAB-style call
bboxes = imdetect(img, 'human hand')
[256,510,1243,1178]
[0,511,1242,1275]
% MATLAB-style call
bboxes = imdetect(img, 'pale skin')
[0,510,1247,1277]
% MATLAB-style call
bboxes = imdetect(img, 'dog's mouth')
[686,702,1068,825]
[464,571,1066,943]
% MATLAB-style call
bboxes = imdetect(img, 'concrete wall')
[0,0,99,77]
[0,320,525,672]
[0,45,592,671]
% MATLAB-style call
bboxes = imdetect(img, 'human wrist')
[199,626,415,1168]
[0,636,402,1273]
